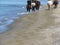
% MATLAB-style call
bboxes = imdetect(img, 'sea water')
[0,0,50,33]
[0,4,27,33]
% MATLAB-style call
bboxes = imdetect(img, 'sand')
[0,5,60,45]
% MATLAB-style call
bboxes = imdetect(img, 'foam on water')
[0,25,7,33]
[0,17,14,33]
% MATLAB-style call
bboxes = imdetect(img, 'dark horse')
[35,1,40,10]
[53,0,58,8]
[26,1,31,12]
[26,4,31,12]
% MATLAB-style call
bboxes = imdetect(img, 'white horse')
[31,2,36,11]
[47,0,53,10]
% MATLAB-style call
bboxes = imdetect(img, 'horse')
[53,0,58,8]
[26,4,31,12]
[35,1,40,10]
[47,0,53,10]
[31,2,36,11]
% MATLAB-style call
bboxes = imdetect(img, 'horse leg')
[32,6,35,11]
[28,8,30,12]
[55,4,58,8]
[35,5,37,10]
[37,6,40,10]
[27,8,30,12]
[48,4,50,10]
[36,5,39,10]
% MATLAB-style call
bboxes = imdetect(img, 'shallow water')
[0,4,28,33]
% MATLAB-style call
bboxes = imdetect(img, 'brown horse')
[35,1,40,10]
[53,0,58,8]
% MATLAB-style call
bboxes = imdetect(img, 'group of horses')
[26,0,58,12]
[26,1,40,12]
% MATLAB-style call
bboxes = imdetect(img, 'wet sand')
[0,5,60,45]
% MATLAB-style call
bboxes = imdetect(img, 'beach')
[0,5,60,45]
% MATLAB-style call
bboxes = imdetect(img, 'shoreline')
[0,10,44,34]
[0,5,48,34]
[0,5,55,45]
